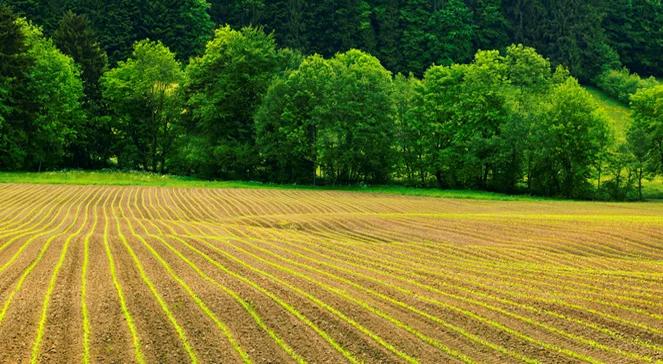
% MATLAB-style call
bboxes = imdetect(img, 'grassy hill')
[585,86,631,142]
[585,86,663,199]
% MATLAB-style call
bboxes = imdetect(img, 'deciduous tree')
[102,40,184,172]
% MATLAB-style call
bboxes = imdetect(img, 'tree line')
[0,6,662,199]
[2,0,662,82]
[213,0,663,82]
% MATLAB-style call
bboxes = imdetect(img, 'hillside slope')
[585,86,631,142]
[586,87,662,198]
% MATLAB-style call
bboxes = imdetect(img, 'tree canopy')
[0,9,84,171]
[102,40,184,173]
[5,0,661,80]
[0,4,661,200]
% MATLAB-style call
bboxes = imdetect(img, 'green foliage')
[393,73,427,185]
[400,44,615,198]
[256,49,395,184]
[0,6,659,201]
[528,79,610,198]
[137,0,213,61]
[23,18,86,170]
[255,54,331,183]
[400,0,475,75]
[466,0,509,51]
[504,44,552,91]
[0,5,33,168]
[54,11,107,105]
[595,68,659,104]
[626,124,653,200]
[630,85,663,175]
[0,13,84,171]
[584,86,631,142]
[4,0,662,81]
[505,0,621,81]
[415,48,516,190]
[211,0,658,81]
[54,10,111,168]
[183,26,299,179]
[1,0,213,64]
[209,0,266,26]
[101,40,184,173]
[321,50,396,184]
[0,0,70,32]
[603,0,663,77]
[598,142,636,200]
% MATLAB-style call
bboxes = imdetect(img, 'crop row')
[0,185,661,363]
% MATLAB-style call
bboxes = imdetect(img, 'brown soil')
[0,183,661,363]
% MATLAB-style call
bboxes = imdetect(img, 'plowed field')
[0,184,661,363]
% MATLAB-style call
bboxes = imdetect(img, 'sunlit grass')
[0,170,549,201]
[1,168,661,201]
[585,86,631,142]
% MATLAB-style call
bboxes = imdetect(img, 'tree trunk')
[435,170,444,188]
[638,168,643,201]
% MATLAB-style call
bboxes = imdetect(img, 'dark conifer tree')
[54,11,107,106]
[0,5,34,169]
[54,10,111,168]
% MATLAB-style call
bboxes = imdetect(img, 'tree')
[102,40,184,173]
[603,0,663,77]
[466,0,509,52]
[0,5,33,169]
[0,16,85,171]
[393,73,427,185]
[184,26,298,179]
[400,0,474,75]
[416,63,463,188]
[416,49,512,190]
[138,0,214,61]
[54,10,111,168]
[82,0,141,64]
[504,0,620,81]
[0,0,71,32]
[54,11,107,105]
[630,85,663,179]
[504,44,552,91]
[502,44,561,193]
[209,0,265,26]
[255,54,332,183]
[23,18,86,170]
[264,0,308,50]
[626,122,653,200]
[529,78,609,198]
[369,0,401,72]
[256,49,395,184]
[320,49,395,184]
[2,0,214,64]
[601,143,636,201]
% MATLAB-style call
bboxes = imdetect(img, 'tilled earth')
[0,184,661,363]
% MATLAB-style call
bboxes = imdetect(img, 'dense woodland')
[0,1,662,199]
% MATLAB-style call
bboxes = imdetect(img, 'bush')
[595,68,658,104]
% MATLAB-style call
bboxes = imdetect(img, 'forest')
[0,1,661,199]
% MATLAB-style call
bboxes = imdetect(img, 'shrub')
[595,68,658,103]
